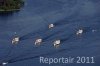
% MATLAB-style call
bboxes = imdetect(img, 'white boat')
[53,40,61,48]
[2,62,8,65]
[49,24,54,29]
[35,38,42,45]
[76,29,83,35]
[12,37,19,44]
[92,29,97,32]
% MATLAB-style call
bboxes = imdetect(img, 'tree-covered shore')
[0,0,24,11]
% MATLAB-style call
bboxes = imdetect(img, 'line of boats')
[1,24,97,66]
[11,23,96,48]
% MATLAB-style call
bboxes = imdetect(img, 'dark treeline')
[0,0,24,11]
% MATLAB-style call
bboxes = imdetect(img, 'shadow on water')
[0,10,20,16]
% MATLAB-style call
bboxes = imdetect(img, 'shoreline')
[0,9,20,12]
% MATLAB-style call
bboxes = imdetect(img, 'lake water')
[0,0,100,66]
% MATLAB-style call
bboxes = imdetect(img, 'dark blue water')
[0,0,100,66]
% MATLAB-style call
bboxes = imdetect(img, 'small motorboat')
[53,40,61,48]
[92,29,97,32]
[2,62,8,66]
[76,29,83,35]
[49,24,54,29]
[12,37,19,44]
[35,38,42,45]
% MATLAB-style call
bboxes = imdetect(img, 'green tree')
[0,0,24,11]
